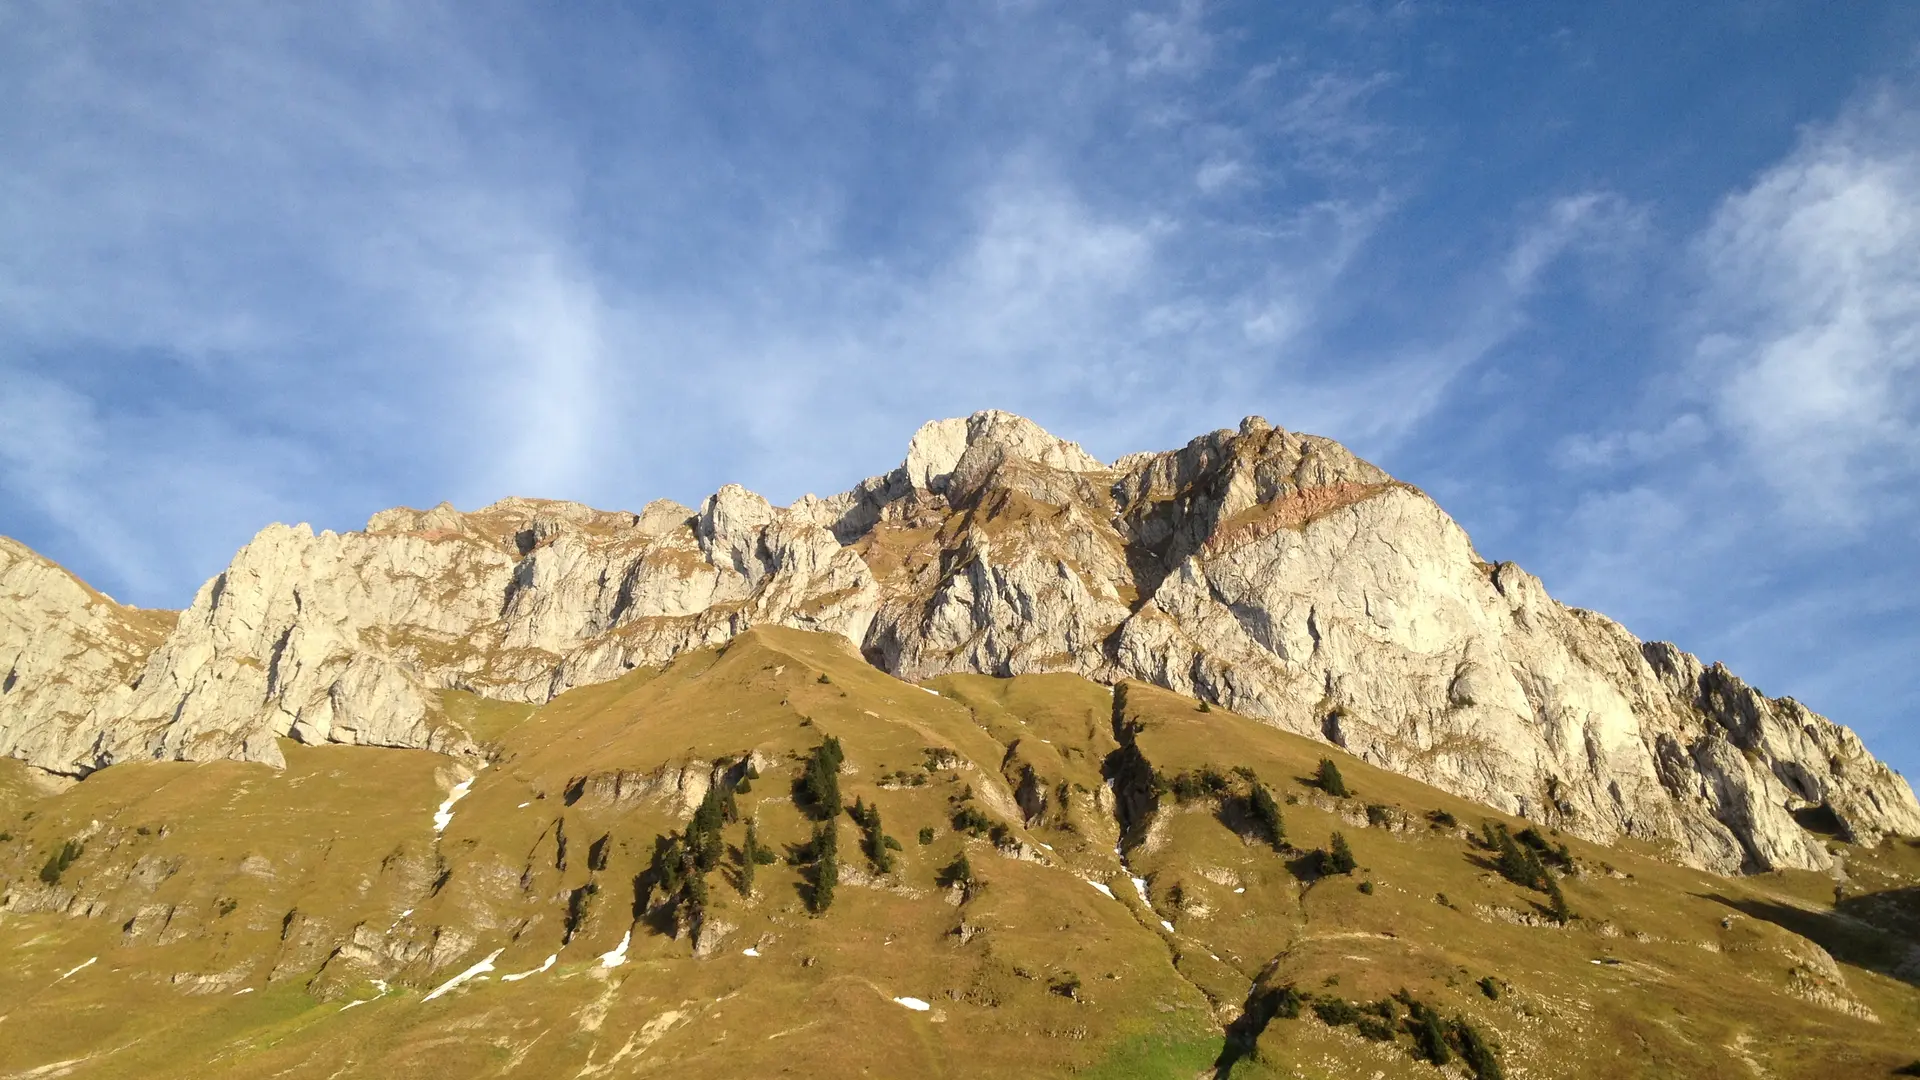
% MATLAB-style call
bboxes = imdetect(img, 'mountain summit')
[3,412,1915,875]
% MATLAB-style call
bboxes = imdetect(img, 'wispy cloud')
[1534,83,1920,763]
[1689,87,1920,525]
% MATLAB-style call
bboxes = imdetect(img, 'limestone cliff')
[2,412,1914,875]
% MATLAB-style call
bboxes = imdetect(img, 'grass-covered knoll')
[0,629,1915,1078]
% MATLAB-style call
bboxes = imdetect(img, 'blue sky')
[3,2,1918,777]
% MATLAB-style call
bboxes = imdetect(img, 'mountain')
[1,627,1918,1078]
[2,409,1920,1078]
[5,412,1914,877]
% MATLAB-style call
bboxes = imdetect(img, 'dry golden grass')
[0,629,1913,1078]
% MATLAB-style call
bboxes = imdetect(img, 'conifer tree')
[943,852,973,888]
[1411,1003,1451,1065]
[803,737,844,820]
[1454,1018,1505,1080]
[1323,831,1357,875]
[1315,758,1350,798]
[809,821,838,913]
[1249,782,1285,851]
[1544,873,1572,924]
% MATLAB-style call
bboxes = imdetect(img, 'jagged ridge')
[2,411,1915,874]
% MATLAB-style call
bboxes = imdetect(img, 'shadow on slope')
[1705,885,1920,990]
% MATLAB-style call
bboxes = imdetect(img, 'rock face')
[3,411,1916,875]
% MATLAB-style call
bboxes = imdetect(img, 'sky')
[2,2,1917,777]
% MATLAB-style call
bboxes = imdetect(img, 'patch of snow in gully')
[500,954,557,982]
[599,931,632,968]
[432,766,485,834]
[423,948,502,1002]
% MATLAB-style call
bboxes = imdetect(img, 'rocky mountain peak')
[2,413,1915,877]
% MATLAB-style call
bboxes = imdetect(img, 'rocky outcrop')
[0,538,177,775]
[3,411,1915,875]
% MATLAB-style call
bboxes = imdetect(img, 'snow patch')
[892,996,932,1011]
[742,947,761,958]
[57,958,96,981]
[422,948,502,1002]
[599,931,632,968]
[1233,887,1245,894]
[1160,920,1176,933]
[500,954,557,982]
[920,687,940,696]
[1130,876,1150,903]
[432,767,484,834]
[517,801,530,809]
[1086,880,1115,900]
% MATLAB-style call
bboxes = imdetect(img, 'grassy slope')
[0,627,1910,1078]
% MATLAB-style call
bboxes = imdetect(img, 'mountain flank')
[2,411,1915,881]
[1,627,1917,1078]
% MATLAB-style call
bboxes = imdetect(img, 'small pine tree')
[810,822,838,914]
[1545,873,1572,924]
[1249,782,1285,851]
[38,839,83,886]
[1413,1004,1451,1065]
[1323,832,1357,875]
[1454,1018,1505,1080]
[1198,699,1211,713]
[1478,975,1500,1000]
[802,737,844,820]
[918,826,935,845]
[943,853,973,888]
[1315,758,1349,798]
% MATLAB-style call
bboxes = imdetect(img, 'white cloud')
[1690,89,1920,522]
[1557,413,1711,470]
[1126,0,1212,78]
[1526,86,1920,775]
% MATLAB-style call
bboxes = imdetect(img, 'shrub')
[817,673,831,684]
[1322,832,1357,875]
[918,826,935,845]
[1410,1003,1451,1065]
[1312,998,1360,1026]
[1355,1014,1396,1041]
[1249,783,1285,851]
[1895,1062,1920,1077]
[941,853,974,888]
[1429,809,1458,828]
[1358,880,1375,895]
[216,897,239,917]
[1315,758,1349,798]
[1198,699,1211,713]
[1478,975,1500,1000]
[1271,985,1303,1019]
[38,839,83,886]
[1365,803,1393,827]
[1453,1018,1504,1080]
[952,806,993,836]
